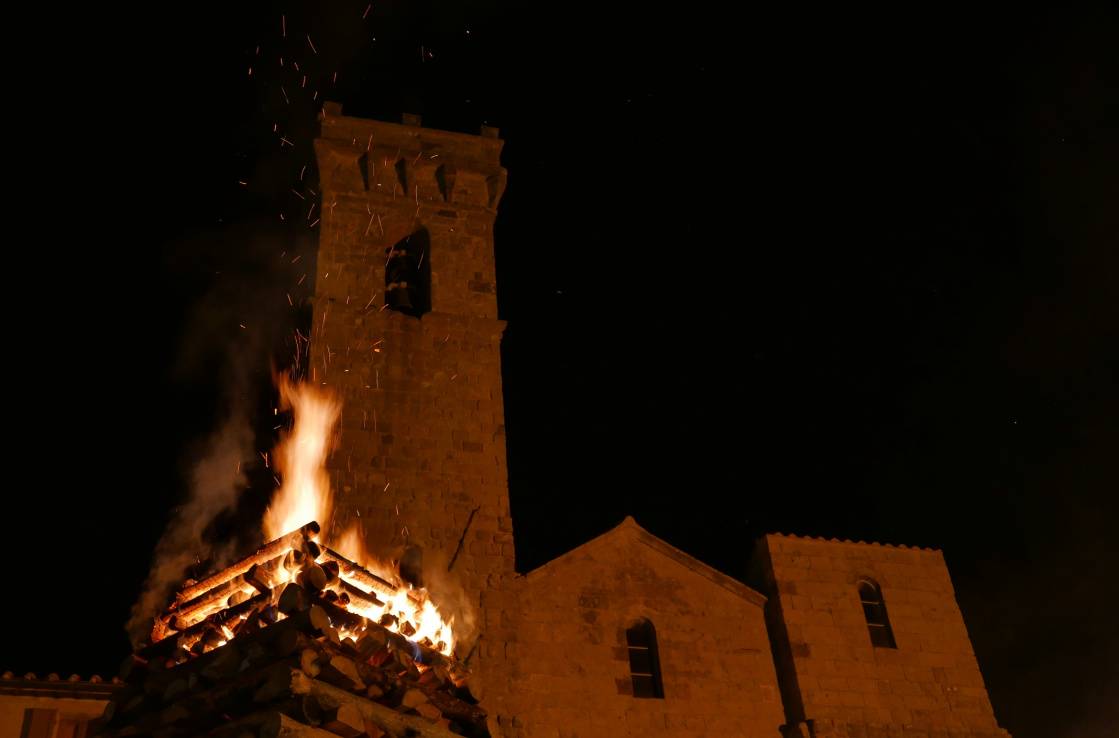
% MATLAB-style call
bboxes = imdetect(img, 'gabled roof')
[523,516,766,608]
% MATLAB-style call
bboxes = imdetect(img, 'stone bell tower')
[310,104,513,628]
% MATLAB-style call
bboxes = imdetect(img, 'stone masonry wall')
[311,107,513,637]
[752,534,1011,738]
[479,519,786,738]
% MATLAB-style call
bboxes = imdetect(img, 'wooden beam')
[177,522,320,605]
[290,671,460,738]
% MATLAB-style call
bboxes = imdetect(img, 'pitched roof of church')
[523,516,767,607]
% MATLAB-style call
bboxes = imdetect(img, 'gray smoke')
[125,413,252,646]
[125,221,310,647]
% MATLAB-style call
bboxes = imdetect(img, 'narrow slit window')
[625,619,665,698]
[858,579,897,649]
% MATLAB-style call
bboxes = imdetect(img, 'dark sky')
[6,4,1117,737]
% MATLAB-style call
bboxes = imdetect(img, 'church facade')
[311,106,1013,738]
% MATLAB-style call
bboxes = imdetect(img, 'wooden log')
[311,599,453,674]
[173,573,263,630]
[128,607,314,703]
[254,664,297,704]
[298,563,329,592]
[172,552,287,631]
[151,616,176,646]
[312,598,367,631]
[399,689,428,710]
[199,643,244,682]
[112,656,300,736]
[421,688,487,728]
[177,521,320,605]
[318,548,399,599]
[245,562,275,593]
[332,579,385,611]
[138,592,270,661]
[279,583,312,614]
[290,671,461,738]
[204,711,338,738]
[321,702,366,738]
[413,703,443,722]
[280,695,326,727]
[300,648,322,678]
[318,655,363,691]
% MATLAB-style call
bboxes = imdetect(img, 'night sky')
[7,4,1117,737]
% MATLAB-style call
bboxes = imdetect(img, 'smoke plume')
[125,414,252,645]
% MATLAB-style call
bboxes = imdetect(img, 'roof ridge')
[523,515,766,607]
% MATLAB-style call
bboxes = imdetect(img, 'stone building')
[0,673,117,738]
[306,106,1013,738]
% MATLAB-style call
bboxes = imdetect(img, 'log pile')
[100,522,487,738]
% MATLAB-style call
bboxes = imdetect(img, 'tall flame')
[258,377,456,656]
[263,376,341,541]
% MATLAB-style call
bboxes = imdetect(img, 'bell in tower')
[384,244,415,314]
[383,229,431,317]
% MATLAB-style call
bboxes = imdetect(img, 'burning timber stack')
[100,522,488,738]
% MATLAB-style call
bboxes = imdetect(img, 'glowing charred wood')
[245,562,274,593]
[290,670,461,738]
[174,588,269,633]
[284,548,309,573]
[151,615,176,644]
[312,598,366,631]
[172,583,262,632]
[129,607,307,684]
[356,629,389,658]
[176,521,320,605]
[140,592,270,660]
[332,578,385,612]
[318,547,400,599]
[175,573,259,624]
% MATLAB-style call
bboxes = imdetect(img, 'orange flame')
[263,376,341,541]
[258,379,456,656]
[334,523,369,564]
[333,522,456,656]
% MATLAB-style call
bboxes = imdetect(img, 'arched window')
[625,619,665,698]
[384,228,431,317]
[858,579,897,649]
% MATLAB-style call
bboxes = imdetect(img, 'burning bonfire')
[100,378,487,738]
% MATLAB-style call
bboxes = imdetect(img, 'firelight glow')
[263,376,340,541]
[258,377,456,656]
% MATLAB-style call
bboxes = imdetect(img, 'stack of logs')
[99,522,488,738]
